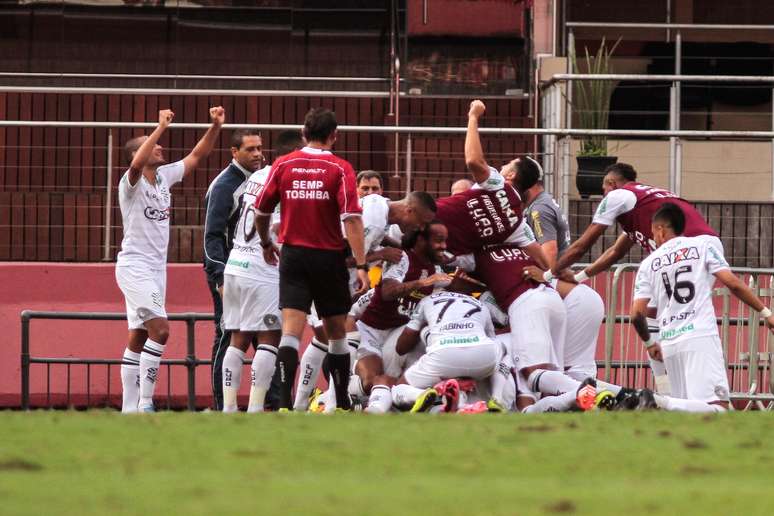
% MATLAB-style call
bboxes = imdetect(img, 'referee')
[255,108,369,411]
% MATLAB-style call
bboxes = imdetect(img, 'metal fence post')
[186,316,197,412]
[103,129,113,261]
[20,311,31,410]
[405,133,413,195]
[604,266,624,382]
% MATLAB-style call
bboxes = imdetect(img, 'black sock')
[276,346,299,409]
[327,353,352,410]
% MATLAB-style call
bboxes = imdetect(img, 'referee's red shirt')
[255,147,361,250]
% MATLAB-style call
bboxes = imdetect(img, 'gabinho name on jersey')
[650,246,700,271]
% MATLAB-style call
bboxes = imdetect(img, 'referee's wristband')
[542,270,554,282]
[574,270,589,283]
[644,335,658,348]
[761,307,772,318]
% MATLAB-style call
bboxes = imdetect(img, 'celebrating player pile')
[112,99,764,415]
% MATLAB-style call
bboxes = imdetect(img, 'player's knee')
[148,322,170,344]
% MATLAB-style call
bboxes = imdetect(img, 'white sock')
[596,380,622,395]
[346,331,360,362]
[365,385,393,414]
[391,384,425,408]
[248,345,277,413]
[522,390,578,413]
[490,355,513,405]
[139,339,165,409]
[648,357,671,394]
[222,347,245,413]
[121,349,140,413]
[654,394,726,413]
[293,338,328,410]
[527,369,580,396]
[348,374,366,398]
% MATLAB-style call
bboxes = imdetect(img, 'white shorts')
[662,336,730,403]
[508,286,566,370]
[115,265,167,330]
[355,320,396,359]
[404,341,499,388]
[563,284,604,377]
[381,325,425,378]
[222,274,281,332]
[495,333,536,401]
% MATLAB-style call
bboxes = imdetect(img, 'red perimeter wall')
[1,262,217,408]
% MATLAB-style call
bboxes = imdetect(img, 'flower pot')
[576,155,618,198]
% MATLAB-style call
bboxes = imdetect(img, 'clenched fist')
[468,99,486,119]
[159,109,174,128]
[209,106,225,126]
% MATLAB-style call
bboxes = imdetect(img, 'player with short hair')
[117,107,223,413]
[220,130,304,413]
[255,107,369,411]
[434,100,541,259]
[450,178,474,195]
[356,170,384,197]
[631,203,774,412]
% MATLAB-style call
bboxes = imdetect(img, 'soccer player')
[220,130,304,413]
[454,244,598,412]
[203,128,265,411]
[356,170,384,197]
[549,162,719,281]
[631,203,774,412]
[353,221,452,413]
[117,106,224,413]
[255,107,369,411]
[391,291,502,413]
[450,178,474,195]
[434,100,539,258]
[522,175,604,381]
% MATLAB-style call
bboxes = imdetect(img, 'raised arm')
[552,223,608,275]
[182,106,225,179]
[464,100,491,184]
[128,109,173,185]
[576,232,634,280]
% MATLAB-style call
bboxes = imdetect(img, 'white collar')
[231,159,254,178]
[301,146,332,155]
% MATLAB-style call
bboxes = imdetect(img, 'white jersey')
[116,160,185,269]
[360,193,391,254]
[633,235,729,346]
[407,291,495,353]
[225,165,279,281]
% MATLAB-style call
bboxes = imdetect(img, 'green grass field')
[1,412,772,515]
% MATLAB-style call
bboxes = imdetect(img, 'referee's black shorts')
[279,244,352,318]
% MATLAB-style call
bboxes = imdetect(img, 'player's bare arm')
[345,246,403,267]
[630,297,663,361]
[539,239,559,269]
[714,270,774,332]
[381,272,451,301]
[464,100,491,184]
[396,327,421,355]
[521,241,550,271]
[343,215,370,294]
[552,222,608,274]
[182,106,225,178]
[255,214,279,266]
[128,109,173,185]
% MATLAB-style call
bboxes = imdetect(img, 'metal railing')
[20,311,214,411]
[0,72,395,83]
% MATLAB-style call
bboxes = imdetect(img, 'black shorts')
[279,244,352,318]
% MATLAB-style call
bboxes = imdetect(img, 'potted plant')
[571,37,620,198]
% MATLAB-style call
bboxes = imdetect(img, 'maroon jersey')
[594,182,717,253]
[473,244,540,310]
[359,249,437,330]
[436,184,524,256]
[255,147,361,250]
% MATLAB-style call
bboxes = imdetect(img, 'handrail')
[0,72,394,83]
[0,86,392,98]
[548,73,774,87]
[3,120,774,138]
[566,21,774,30]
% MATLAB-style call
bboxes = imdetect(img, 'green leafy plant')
[570,37,621,157]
